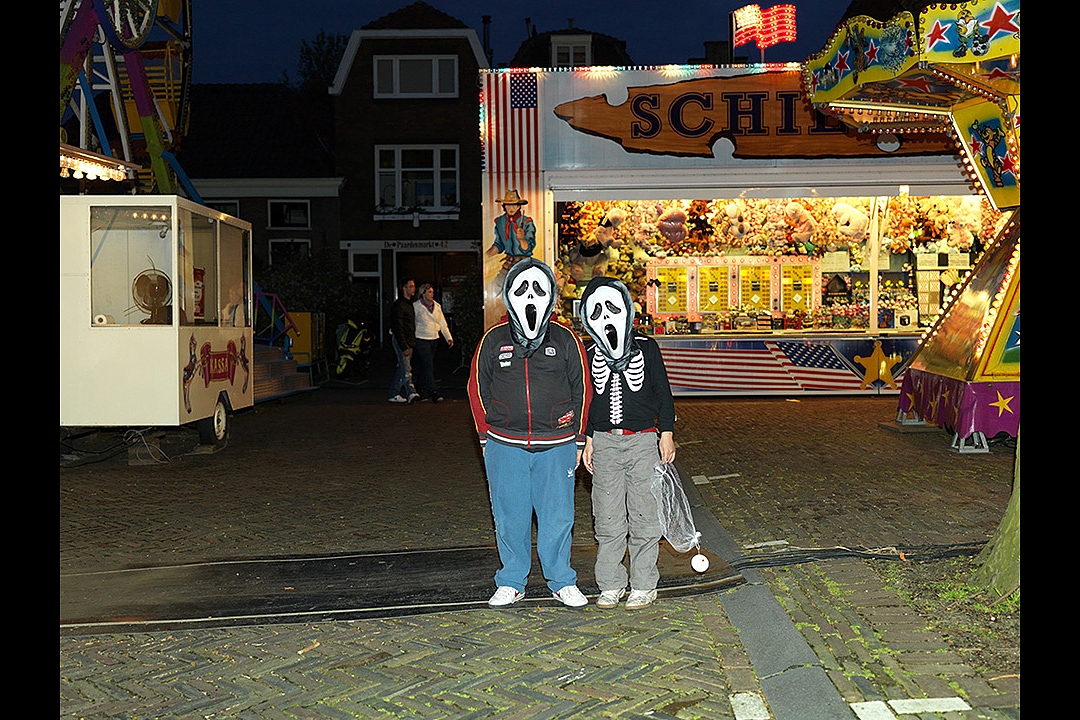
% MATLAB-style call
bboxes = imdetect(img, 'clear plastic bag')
[651,462,701,554]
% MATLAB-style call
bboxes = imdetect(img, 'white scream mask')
[585,285,629,361]
[508,266,550,340]
[502,259,557,357]
[578,276,639,373]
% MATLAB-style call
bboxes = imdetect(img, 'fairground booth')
[480,2,1017,417]
[804,0,1019,449]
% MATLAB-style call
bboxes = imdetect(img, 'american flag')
[660,339,869,394]
[483,70,541,207]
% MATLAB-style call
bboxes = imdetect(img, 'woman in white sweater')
[412,284,454,402]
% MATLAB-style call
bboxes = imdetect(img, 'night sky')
[192,0,855,84]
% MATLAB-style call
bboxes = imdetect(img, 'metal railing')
[253,284,298,348]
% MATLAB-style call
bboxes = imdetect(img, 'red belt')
[607,428,657,435]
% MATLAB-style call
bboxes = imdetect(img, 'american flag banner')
[659,338,911,395]
[482,70,542,210]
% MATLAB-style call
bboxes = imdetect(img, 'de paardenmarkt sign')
[553,70,954,159]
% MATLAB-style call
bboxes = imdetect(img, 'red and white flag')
[483,70,542,207]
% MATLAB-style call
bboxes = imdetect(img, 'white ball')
[691,553,710,573]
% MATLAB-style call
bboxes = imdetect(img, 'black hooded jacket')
[467,260,591,451]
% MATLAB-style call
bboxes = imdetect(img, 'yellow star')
[990,391,1015,417]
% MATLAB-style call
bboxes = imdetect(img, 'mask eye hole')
[531,280,547,297]
[605,300,621,314]
[513,280,529,297]
[589,302,603,321]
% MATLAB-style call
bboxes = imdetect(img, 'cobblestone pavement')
[60,355,1019,719]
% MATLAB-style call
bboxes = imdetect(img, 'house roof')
[329,2,487,94]
[362,1,470,30]
[509,24,633,68]
[178,83,336,179]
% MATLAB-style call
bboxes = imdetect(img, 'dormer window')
[550,34,592,68]
[374,56,458,98]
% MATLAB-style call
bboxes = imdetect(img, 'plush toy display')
[722,202,749,243]
[568,207,627,282]
[832,203,869,240]
[785,201,819,251]
[657,207,688,244]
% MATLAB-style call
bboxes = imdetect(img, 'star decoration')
[834,50,851,75]
[897,75,933,93]
[981,3,1020,40]
[926,20,952,49]
[1000,152,1018,176]
[990,390,1014,416]
[865,40,879,63]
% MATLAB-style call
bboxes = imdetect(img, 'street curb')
[683,476,856,719]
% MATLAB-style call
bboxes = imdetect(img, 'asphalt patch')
[61,543,741,635]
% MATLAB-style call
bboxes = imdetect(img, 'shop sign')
[552,72,953,159]
[198,339,241,387]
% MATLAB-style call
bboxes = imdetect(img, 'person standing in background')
[412,283,454,403]
[388,277,419,404]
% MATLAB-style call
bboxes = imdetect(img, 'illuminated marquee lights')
[733,4,797,50]
[59,143,138,182]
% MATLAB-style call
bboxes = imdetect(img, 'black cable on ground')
[59,428,170,468]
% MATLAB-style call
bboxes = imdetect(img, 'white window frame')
[267,199,311,230]
[550,35,592,68]
[374,55,458,98]
[375,144,460,218]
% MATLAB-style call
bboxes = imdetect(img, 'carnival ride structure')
[60,0,196,196]
[60,2,263,446]
[804,0,1019,450]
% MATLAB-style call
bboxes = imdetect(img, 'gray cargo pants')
[590,431,663,593]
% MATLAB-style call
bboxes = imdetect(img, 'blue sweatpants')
[484,441,579,594]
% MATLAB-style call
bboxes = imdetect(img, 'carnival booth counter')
[480,65,1007,395]
[554,195,1006,395]
[60,195,254,444]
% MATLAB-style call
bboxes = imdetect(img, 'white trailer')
[60,195,253,444]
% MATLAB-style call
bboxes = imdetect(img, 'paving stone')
[60,388,1018,718]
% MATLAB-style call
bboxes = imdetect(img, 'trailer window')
[90,206,173,326]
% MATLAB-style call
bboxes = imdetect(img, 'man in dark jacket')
[468,259,592,608]
[388,277,418,403]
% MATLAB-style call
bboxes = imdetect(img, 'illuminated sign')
[732,4,797,50]
[553,72,955,158]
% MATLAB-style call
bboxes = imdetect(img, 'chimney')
[482,15,492,67]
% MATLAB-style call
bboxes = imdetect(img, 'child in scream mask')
[468,258,592,609]
[578,276,676,611]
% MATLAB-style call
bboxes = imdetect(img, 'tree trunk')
[972,431,1020,599]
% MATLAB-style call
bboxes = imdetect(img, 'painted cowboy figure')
[486,189,536,262]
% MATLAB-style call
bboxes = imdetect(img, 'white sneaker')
[488,586,524,607]
[388,395,407,403]
[552,585,588,608]
[596,588,627,609]
[625,589,657,610]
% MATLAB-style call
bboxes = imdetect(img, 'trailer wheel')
[198,397,229,445]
